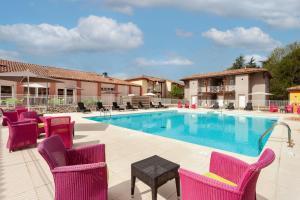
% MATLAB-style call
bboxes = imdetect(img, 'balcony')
[198,85,235,93]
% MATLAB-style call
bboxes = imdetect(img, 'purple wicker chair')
[38,135,108,200]
[179,148,275,200]
[44,116,75,148]
[19,111,45,135]
[6,119,38,152]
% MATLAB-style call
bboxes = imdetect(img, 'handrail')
[259,121,294,151]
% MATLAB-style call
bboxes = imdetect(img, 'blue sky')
[0,0,299,80]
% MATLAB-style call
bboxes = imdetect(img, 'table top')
[131,155,180,179]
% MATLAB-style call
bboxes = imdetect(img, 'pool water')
[86,111,276,156]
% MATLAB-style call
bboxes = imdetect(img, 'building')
[0,59,141,106]
[287,85,300,104]
[181,68,271,108]
[125,75,184,98]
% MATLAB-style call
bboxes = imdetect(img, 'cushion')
[203,172,237,187]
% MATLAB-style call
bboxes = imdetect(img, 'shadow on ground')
[75,123,109,132]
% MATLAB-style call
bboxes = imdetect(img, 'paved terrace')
[1,108,300,200]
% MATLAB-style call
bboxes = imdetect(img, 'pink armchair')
[44,116,75,148]
[179,148,275,200]
[269,104,278,112]
[6,119,38,152]
[19,111,45,135]
[285,105,293,113]
[16,107,28,118]
[38,135,108,200]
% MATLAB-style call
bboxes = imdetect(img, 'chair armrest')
[52,162,106,173]
[179,168,241,200]
[67,144,105,165]
[209,152,249,184]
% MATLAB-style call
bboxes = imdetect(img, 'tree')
[263,42,300,99]
[246,57,257,68]
[228,55,245,69]
[169,84,184,98]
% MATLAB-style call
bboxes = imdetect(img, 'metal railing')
[258,122,294,151]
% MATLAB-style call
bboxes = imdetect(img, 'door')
[239,95,246,108]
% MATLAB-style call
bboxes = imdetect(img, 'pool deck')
[1,108,300,199]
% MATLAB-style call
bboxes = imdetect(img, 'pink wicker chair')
[38,135,108,200]
[19,111,45,135]
[269,104,278,112]
[16,107,28,118]
[285,105,293,113]
[44,116,75,148]
[6,119,38,152]
[179,148,275,200]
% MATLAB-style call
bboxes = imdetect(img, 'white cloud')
[0,49,19,60]
[202,27,281,51]
[176,29,193,38]
[135,57,193,66]
[104,0,300,29]
[0,15,143,54]
[110,72,130,79]
[244,54,267,66]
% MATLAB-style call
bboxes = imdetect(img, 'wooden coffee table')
[131,155,180,200]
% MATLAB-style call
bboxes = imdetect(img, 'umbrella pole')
[27,75,30,110]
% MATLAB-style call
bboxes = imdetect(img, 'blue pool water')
[86,111,276,156]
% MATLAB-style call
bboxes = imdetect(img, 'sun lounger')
[96,102,109,111]
[138,101,148,109]
[77,102,91,113]
[126,102,138,110]
[158,102,168,108]
[226,102,234,110]
[244,102,253,111]
[112,102,125,111]
[150,102,159,108]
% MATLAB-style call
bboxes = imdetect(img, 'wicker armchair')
[38,135,108,200]
[179,148,275,200]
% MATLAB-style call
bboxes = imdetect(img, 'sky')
[0,0,299,81]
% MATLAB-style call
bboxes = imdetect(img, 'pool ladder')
[258,122,294,151]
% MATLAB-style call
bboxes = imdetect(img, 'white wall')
[235,74,249,107]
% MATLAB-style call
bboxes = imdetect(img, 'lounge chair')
[244,102,253,111]
[191,104,197,109]
[112,102,125,111]
[96,102,109,111]
[1,109,32,126]
[44,116,75,149]
[6,119,38,152]
[158,102,168,108]
[38,135,108,200]
[138,101,148,109]
[269,104,278,112]
[77,102,91,113]
[150,101,159,108]
[285,104,293,113]
[211,102,219,109]
[179,148,275,200]
[226,102,234,110]
[297,106,300,114]
[126,102,138,110]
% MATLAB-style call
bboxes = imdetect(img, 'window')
[58,89,64,96]
[229,77,235,85]
[24,87,36,95]
[38,88,49,96]
[1,86,12,97]
[66,89,73,96]
[199,80,205,87]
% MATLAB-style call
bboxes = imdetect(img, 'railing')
[198,85,235,93]
[258,122,294,151]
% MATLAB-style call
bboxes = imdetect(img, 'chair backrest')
[19,111,38,120]
[159,102,162,106]
[3,111,18,123]
[45,116,71,137]
[78,102,85,109]
[38,135,68,170]
[97,102,103,108]
[127,102,131,106]
[237,148,275,194]
[113,102,118,107]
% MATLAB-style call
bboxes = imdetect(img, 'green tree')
[246,57,257,68]
[228,55,245,69]
[263,42,300,99]
[169,85,184,98]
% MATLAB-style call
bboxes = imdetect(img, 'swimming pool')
[86,111,276,156]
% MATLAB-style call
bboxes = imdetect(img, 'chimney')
[102,72,108,77]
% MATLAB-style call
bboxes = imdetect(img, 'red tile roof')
[0,59,139,86]
[287,85,300,91]
[181,68,270,81]
[126,75,184,86]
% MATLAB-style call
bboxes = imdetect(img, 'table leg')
[152,186,157,200]
[131,176,136,196]
[175,176,180,197]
